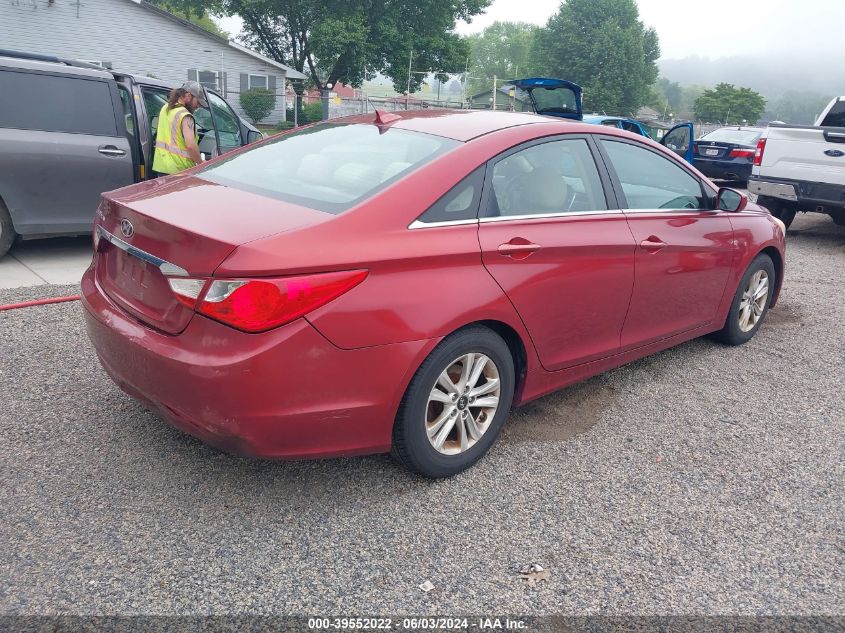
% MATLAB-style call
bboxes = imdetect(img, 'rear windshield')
[525,86,579,115]
[198,123,459,213]
[819,100,845,127]
[700,128,762,145]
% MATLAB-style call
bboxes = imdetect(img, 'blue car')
[693,126,765,183]
[506,77,695,164]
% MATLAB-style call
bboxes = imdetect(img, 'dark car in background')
[0,50,264,258]
[693,126,764,183]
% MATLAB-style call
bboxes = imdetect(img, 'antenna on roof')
[374,109,401,125]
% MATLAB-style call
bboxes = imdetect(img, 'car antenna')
[374,109,401,125]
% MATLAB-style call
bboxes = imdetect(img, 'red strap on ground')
[0,295,81,311]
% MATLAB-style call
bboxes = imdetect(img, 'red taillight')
[753,138,766,166]
[729,148,755,159]
[193,270,368,333]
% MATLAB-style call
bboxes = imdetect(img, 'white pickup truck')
[748,96,845,229]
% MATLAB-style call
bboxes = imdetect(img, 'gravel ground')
[1,213,843,616]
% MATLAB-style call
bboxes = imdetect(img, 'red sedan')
[82,110,785,477]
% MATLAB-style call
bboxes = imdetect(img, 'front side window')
[487,138,608,217]
[207,92,242,152]
[199,123,459,214]
[249,74,268,90]
[0,70,117,136]
[601,140,705,210]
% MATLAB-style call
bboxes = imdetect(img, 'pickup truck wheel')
[712,254,776,346]
[757,196,796,230]
[0,200,16,258]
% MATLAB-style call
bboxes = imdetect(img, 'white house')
[0,0,306,124]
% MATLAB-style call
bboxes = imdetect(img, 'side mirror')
[717,187,748,212]
[247,130,264,144]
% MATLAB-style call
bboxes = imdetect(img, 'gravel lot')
[1,213,843,616]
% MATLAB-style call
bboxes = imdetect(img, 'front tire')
[392,326,515,478]
[712,254,776,346]
[757,196,796,230]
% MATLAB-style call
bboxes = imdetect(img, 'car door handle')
[498,239,541,259]
[98,145,126,157]
[639,236,667,252]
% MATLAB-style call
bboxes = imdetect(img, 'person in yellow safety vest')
[152,81,207,177]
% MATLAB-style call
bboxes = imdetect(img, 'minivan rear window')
[0,70,118,136]
[198,123,460,213]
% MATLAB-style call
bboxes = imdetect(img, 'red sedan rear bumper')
[81,265,434,459]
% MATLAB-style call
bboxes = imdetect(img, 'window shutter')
[240,73,248,94]
[268,75,276,94]
[221,72,227,97]
[188,68,198,82]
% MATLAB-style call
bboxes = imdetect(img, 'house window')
[198,70,221,91]
[83,60,113,69]
[249,74,268,90]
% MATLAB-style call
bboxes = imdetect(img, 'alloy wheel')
[425,353,501,455]
[738,269,769,332]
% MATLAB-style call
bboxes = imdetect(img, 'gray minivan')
[0,50,264,257]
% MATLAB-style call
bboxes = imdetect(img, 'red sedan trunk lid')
[95,175,330,334]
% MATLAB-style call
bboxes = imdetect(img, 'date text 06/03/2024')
[307,617,528,630]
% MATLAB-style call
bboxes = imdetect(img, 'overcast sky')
[218,0,841,61]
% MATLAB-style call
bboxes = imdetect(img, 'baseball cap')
[181,80,208,107]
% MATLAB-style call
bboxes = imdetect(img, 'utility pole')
[463,57,469,107]
[406,50,412,110]
[492,75,497,111]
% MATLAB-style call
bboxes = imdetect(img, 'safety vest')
[152,104,197,174]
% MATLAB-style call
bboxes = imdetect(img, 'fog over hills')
[658,53,845,99]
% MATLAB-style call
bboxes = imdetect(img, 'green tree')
[529,0,660,115]
[466,21,538,96]
[649,77,682,113]
[239,87,276,123]
[693,83,766,124]
[151,1,229,38]
[166,0,491,97]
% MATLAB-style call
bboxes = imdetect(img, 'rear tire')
[712,254,776,346]
[0,199,15,258]
[392,326,515,478]
[757,196,796,230]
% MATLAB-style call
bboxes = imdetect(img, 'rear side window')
[819,100,845,127]
[416,166,485,224]
[486,138,608,217]
[0,70,117,136]
[199,123,459,214]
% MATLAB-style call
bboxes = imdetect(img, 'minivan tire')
[0,200,16,258]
